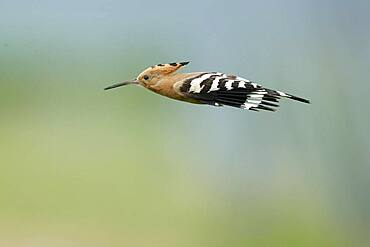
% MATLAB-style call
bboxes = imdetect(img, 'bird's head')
[104,61,189,90]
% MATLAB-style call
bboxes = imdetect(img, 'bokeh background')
[1,0,370,246]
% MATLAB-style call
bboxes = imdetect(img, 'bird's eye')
[143,75,149,80]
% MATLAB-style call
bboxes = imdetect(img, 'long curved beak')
[104,80,138,90]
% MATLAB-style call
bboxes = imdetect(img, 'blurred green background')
[1,0,370,246]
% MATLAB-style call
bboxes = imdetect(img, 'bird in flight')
[104,62,309,112]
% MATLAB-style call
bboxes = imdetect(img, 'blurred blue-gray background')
[1,0,369,246]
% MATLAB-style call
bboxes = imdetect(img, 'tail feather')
[276,90,310,104]
[286,93,310,104]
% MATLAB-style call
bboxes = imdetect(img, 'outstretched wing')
[178,72,309,112]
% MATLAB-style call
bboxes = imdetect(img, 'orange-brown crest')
[138,62,189,78]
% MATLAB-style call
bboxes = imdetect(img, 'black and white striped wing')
[179,72,309,112]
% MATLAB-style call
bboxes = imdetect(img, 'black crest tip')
[180,61,190,66]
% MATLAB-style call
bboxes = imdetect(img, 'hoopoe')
[104,62,310,111]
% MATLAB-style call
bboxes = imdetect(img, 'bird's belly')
[148,85,202,104]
